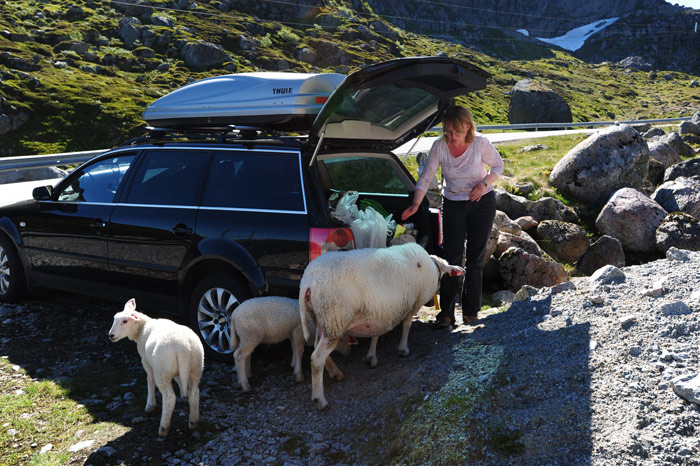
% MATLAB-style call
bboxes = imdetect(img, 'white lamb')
[299,242,464,409]
[230,296,348,392]
[108,298,204,439]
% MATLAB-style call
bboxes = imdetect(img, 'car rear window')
[202,151,305,212]
[322,156,410,195]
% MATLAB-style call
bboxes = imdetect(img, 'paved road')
[393,128,596,156]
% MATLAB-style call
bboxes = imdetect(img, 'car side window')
[125,150,210,206]
[202,151,304,211]
[57,155,136,203]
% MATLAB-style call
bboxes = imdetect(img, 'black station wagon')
[0,56,489,361]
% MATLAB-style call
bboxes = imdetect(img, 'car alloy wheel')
[0,244,9,296]
[190,273,249,362]
[0,236,25,302]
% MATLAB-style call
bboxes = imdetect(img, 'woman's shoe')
[463,314,479,324]
[432,316,454,330]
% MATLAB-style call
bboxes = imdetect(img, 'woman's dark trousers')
[436,191,497,323]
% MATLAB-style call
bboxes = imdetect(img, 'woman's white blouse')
[414,134,505,201]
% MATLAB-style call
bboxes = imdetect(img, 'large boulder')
[651,131,696,158]
[595,188,668,252]
[494,189,578,223]
[655,212,700,253]
[576,235,625,276]
[507,79,572,124]
[651,176,700,219]
[679,120,700,137]
[498,247,569,292]
[180,41,231,68]
[549,125,649,206]
[664,158,700,182]
[536,220,590,264]
[495,230,546,258]
[647,140,681,169]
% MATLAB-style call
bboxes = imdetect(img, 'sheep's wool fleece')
[300,243,439,339]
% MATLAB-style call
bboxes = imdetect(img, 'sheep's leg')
[234,347,253,392]
[157,379,176,439]
[324,355,345,381]
[291,328,305,382]
[310,335,338,410]
[142,359,157,413]
[397,313,414,357]
[187,374,200,430]
[365,336,379,368]
[173,376,185,399]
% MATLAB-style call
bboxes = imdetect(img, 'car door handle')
[172,224,193,237]
[90,218,108,230]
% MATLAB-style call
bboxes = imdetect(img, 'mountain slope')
[0,0,698,156]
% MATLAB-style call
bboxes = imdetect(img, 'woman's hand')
[469,182,486,202]
[401,203,419,220]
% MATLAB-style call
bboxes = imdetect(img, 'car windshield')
[322,156,410,195]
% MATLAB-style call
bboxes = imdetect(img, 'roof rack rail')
[117,125,305,148]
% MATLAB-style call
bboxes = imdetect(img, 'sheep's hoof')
[189,421,198,430]
[313,397,328,410]
[240,384,252,393]
[365,356,378,368]
[333,370,345,381]
[398,349,410,357]
[158,427,169,439]
[145,403,156,413]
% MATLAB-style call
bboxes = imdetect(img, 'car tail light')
[309,227,355,262]
[430,207,443,246]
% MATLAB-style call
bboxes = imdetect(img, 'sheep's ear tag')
[450,267,465,277]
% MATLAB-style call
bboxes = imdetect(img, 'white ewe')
[230,296,348,392]
[108,298,204,439]
[299,242,464,409]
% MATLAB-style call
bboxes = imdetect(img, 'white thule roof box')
[142,72,345,131]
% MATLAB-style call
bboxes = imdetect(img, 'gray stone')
[576,235,625,275]
[655,212,700,253]
[508,79,572,124]
[595,188,667,252]
[498,246,569,292]
[550,125,650,206]
[536,220,590,264]
[647,140,681,169]
[664,158,700,182]
[652,177,700,219]
[180,41,231,68]
[661,302,692,316]
[589,264,626,286]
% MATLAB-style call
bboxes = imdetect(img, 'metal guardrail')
[0,117,690,173]
[0,149,106,173]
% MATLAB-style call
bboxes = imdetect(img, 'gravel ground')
[2,248,700,465]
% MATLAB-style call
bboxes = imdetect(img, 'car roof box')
[142,72,346,131]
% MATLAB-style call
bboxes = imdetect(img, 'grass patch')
[381,339,506,465]
[0,357,129,466]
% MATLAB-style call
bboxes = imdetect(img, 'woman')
[401,105,504,328]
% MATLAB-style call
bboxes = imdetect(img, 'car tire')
[189,273,250,363]
[0,235,26,303]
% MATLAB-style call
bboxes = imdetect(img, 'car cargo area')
[314,151,440,254]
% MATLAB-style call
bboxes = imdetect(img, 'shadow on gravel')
[2,291,593,465]
[466,296,593,465]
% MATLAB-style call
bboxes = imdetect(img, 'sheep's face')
[430,255,465,278]
[108,298,139,342]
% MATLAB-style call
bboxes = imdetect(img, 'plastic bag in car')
[331,191,396,248]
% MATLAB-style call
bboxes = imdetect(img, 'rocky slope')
[365,0,700,73]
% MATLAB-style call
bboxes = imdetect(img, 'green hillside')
[1,0,699,156]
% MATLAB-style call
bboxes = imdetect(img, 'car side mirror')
[32,186,53,201]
